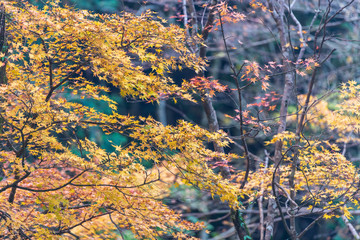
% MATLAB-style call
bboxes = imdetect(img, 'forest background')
[0,0,360,239]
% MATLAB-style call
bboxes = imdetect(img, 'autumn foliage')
[0,1,237,239]
[1,0,360,239]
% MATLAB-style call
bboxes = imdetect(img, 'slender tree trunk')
[265,1,295,239]
[157,99,167,126]
[184,0,251,238]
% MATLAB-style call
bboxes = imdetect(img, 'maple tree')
[0,1,240,239]
[178,0,360,239]
[1,0,360,239]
